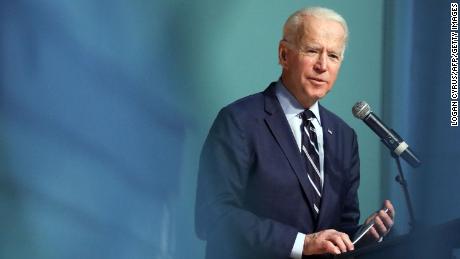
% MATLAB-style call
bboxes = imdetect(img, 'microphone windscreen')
[352,101,371,119]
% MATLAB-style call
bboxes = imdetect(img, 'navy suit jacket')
[195,82,361,259]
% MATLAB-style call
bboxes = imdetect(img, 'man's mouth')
[308,77,327,85]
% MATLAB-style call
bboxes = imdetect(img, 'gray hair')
[282,7,348,57]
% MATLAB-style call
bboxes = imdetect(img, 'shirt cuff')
[290,232,306,259]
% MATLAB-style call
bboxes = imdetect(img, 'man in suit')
[195,7,395,258]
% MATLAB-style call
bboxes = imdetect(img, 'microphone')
[352,101,421,168]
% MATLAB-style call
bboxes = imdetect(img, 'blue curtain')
[0,1,185,258]
[383,0,460,235]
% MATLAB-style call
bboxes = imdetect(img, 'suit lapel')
[316,105,341,230]
[263,84,316,212]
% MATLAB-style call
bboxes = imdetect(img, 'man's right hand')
[303,229,354,255]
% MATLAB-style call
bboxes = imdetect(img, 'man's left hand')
[365,200,395,241]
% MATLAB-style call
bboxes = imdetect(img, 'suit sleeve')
[195,107,298,258]
[336,129,361,236]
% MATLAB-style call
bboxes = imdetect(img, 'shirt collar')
[275,79,322,125]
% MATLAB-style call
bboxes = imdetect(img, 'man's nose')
[314,53,327,72]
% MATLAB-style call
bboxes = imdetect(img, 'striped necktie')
[300,109,322,218]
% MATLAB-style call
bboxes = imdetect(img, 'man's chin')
[308,93,327,102]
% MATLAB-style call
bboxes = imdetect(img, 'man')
[195,7,395,258]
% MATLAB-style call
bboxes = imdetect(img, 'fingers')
[323,240,341,255]
[340,232,354,252]
[303,229,354,255]
[325,230,354,254]
[373,214,388,236]
[378,209,394,229]
[383,200,395,219]
[368,200,395,240]
[368,226,380,240]
[376,200,395,235]
[331,234,347,253]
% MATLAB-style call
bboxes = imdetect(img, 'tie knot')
[301,109,316,121]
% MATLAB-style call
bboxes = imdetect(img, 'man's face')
[279,16,346,108]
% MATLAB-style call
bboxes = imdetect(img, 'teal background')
[0,0,458,258]
[181,1,385,258]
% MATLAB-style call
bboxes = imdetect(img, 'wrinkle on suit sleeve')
[195,107,298,258]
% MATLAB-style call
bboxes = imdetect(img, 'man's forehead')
[297,17,346,47]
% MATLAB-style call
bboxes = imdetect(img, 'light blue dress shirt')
[275,80,325,259]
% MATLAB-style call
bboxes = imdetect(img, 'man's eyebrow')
[300,43,320,49]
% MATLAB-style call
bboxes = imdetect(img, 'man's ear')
[278,42,288,69]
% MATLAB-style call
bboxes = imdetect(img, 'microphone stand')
[392,153,416,232]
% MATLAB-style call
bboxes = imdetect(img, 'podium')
[336,218,460,259]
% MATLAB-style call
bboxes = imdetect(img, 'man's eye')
[329,54,340,60]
